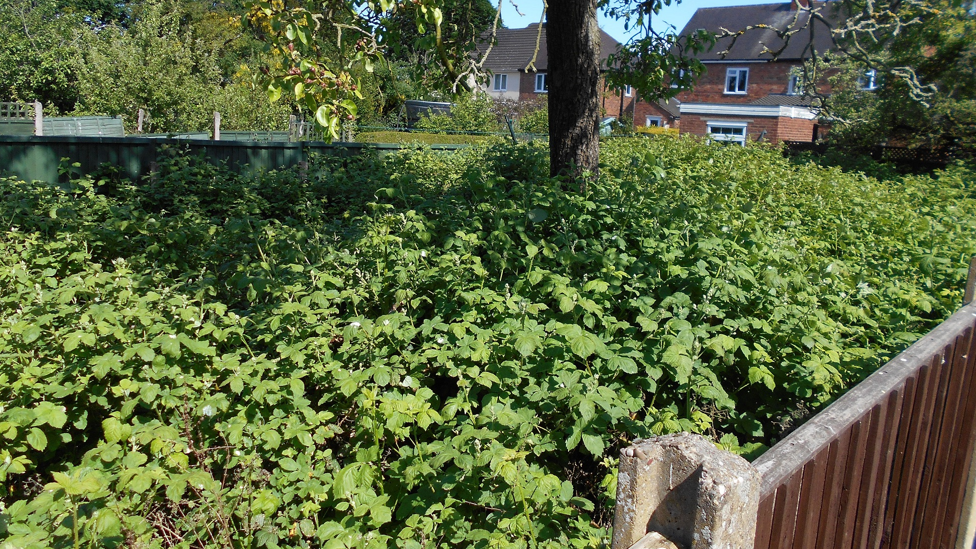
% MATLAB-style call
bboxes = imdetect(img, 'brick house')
[674,0,838,144]
[477,25,678,128]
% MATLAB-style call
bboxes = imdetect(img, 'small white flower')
[383,320,390,326]
[233,450,241,456]
[350,321,361,328]
[559,383,566,388]
[436,337,445,344]
[169,334,177,339]
[420,250,427,258]
[400,376,413,387]
[202,405,215,417]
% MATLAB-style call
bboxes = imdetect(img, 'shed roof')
[681,2,840,62]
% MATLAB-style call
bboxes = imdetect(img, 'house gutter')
[680,103,818,119]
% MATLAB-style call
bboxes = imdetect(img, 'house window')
[493,74,507,92]
[670,69,686,88]
[858,69,879,91]
[787,74,803,95]
[725,68,749,94]
[535,73,548,93]
[624,85,632,97]
[707,121,748,146]
[645,116,662,127]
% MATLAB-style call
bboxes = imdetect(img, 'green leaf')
[34,402,67,429]
[514,331,541,357]
[579,397,595,423]
[581,433,605,456]
[127,473,154,493]
[262,430,282,449]
[340,99,358,118]
[103,417,123,443]
[93,508,121,535]
[527,209,548,223]
[22,325,41,343]
[136,345,156,362]
[570,331,601,359]
[268,83,282,103]
[159,334,180,358]
[315,105,331,128]
[608,355,638,374]
[27,427,47,451]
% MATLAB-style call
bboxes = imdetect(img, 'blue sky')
[498,0,780,43]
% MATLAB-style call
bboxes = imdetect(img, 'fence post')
[214,111,221,141]
[964,256,976,304]
[34,101,43,136]
[137,109,145,133]
[612,433,761,549]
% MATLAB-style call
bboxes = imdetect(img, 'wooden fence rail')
[614,300,976,549]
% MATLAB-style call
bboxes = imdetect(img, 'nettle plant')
[1,139,974,548]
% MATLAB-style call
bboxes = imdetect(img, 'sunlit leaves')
[1,139,974,549]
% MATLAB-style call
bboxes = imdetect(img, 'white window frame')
[787,74,802,95]
[624,85,632,97]
[645,116,662,127]
[534,73,548,93]
[859,69,879,91]
[725,68,749,95]
[493,74,508,92]
[706,121,748,146]
[670,69,686,89]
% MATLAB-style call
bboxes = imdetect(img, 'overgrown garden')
[1,138,974,548]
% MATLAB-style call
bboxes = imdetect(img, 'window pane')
[726,69,748,93]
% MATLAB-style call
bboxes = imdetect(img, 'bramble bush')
[1,138,974,548]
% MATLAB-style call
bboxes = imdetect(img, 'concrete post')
[214,111,221,141]
[611,433,762,549]
[34,101,43,136]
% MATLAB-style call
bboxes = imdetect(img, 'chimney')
[792,0,811,9]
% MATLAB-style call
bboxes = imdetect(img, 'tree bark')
[546,0,601,185]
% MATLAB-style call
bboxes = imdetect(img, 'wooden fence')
[752,299,976,549]
[614,262,976,549]
[0,136,466,184]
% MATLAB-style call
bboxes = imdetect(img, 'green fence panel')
[219,131,291,142]
[43,116,126,137]
[0,120,35,136]
[0,136,469,184]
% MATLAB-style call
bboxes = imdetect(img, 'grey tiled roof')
[657,98,681,118]
[681,2,840,62]
[750,94,822,106]
[477,25,621,72]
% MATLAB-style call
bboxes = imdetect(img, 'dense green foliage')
[819,0,976,149]
[415,96,549,136]
[0,0,302,132]
[355,131,502,145]
[1,138,974,548]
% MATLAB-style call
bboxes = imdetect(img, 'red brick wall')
[679,113,815,144]
[601,86,679,128]
[677,62,831,104]
[515,73,679,128]
[519,72,546,102]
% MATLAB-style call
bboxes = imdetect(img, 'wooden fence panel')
[753,303,976,549]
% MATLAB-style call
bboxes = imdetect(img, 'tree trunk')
[546,0,601,185]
